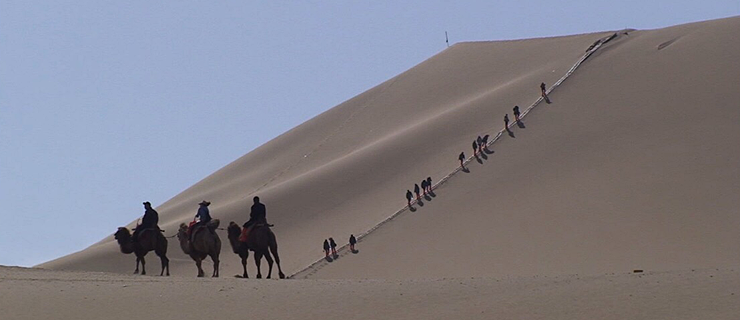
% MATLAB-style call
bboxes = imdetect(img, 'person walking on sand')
[426,177,432,193]
[481,135,489,148]
[414,184,421,200]
[459,152,466,169]
[421,179,428,196]
[472,140,478,156]
[329,238,338,256]
[406,189,413,207]
[540,82,551,103]
[513,105,521,123]
[349,234,357,252]
[477,136,484,154]
[323,239,330,258]
[504,114,510,131]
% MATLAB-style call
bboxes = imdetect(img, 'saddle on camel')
[238,220,271,243]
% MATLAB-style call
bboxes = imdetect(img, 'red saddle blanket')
[187,221,200,236]
[239,224,271,242]
[239,227,250,243]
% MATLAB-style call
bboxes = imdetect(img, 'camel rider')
[195,200,212,225]
[243,196,270,229]
[189,201,212,239]
[133,201,159,242]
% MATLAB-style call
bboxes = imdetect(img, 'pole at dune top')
[445,31,449,47]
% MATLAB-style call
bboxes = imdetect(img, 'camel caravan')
[115,197,284,279]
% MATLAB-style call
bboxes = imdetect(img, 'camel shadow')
[424,194,432,201]
[475,155,483,164]
[462,167,470,173]
[325,256,334,262]
[351,249,359,254]
[409,206,417,212]
[544,96,552,104]
[480,152,488,160]
[332,253,339,260]
[517,120,526,129]
[507,130,515,138]
[429,191,436,198]
[483,147,494,154]
[417,200,424,207]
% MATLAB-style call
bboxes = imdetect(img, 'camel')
[226,221,285,279]
[177,219,221,277]
[113,227,170,276]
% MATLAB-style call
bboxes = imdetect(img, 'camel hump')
[207,219,220,229]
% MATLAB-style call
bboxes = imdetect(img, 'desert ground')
[3,16,738,319]
[2,266,738,320]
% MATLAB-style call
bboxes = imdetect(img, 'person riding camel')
[244,196,271,229]
[188,201,212,240]
[133,201,159,242]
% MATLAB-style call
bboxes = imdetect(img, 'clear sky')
[1,1,737,267]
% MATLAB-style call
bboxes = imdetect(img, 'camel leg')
[195,257,205,277]
[156,245,170,276]
[269,240,286,279]
[140,255,146,275]
[211,253,220,278]
[254,252,263,279]
[159,255,170,276]
[264,251,274,279]
[241,255,249,278]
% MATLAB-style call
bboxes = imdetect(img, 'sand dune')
[38,15,739,287]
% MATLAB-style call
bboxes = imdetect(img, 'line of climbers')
[460,82,549,171]
[410,82,550,205]
[405,177,433,207]
[323,234,358,260]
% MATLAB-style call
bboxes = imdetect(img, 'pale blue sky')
[1,1,737,267]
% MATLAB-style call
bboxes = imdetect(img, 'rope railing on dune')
[289,32,619,279]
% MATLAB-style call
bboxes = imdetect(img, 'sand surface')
[2,266,739,320]
[25,16,740,319]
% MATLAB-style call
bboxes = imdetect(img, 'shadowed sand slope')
[42,17,739,281]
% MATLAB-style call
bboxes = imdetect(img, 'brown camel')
[113,227,170,276]
[177,219,221,277]
[227,221,285,279]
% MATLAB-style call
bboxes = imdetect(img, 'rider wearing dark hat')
[188,200,213,240]
[133,201,159,242]
[195,200,212,224]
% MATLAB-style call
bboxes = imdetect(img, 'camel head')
[114,227,135,254]
[177,223,188,240]
[114,227,131,242]
[227,221,241,240]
